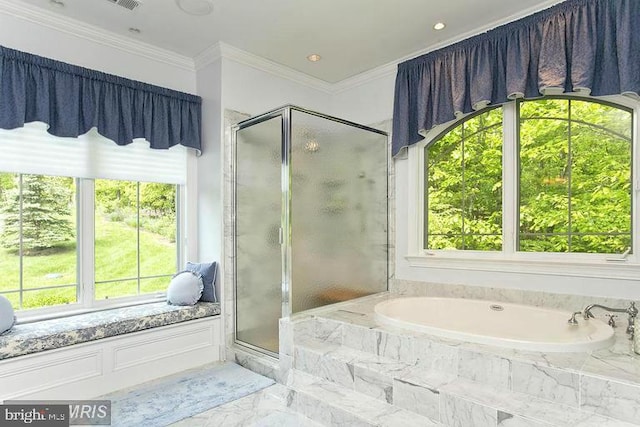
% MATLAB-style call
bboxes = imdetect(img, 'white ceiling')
[15,0,561,83]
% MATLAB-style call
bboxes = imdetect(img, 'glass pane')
[95,180,138,283]
[519,101,570,249]
[235,116,283,354]
[571,99,632,140]
[572,235,631,254]
[570,111,631,253]
[519,234,569,252]
[426,108,502,251]
[462,111,502,250]
[426,128,463,248]
[140,276,170,295]
[21,286,76,309]
[20,175,78,306]
[427,234,462,250]
[290,110,387,313]
[520,99,632,254]
[0,173,20,305]
[95,280,138,300]
[139,183,177,278]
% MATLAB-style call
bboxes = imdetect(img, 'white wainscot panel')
[0,317,221,401]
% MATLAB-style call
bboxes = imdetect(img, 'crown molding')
[332,62,396,94]
[0,0,195,71]
[193,43,222,70]
[196,41,334,94]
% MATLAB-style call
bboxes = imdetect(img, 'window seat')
[0,302,220,360]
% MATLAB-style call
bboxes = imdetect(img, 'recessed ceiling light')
[49,0,65,8]
[128,27,141,34]
[434,22,446,30]
[307,54,322,62]
[175,0,214,16]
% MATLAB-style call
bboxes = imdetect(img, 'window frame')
[3,177,185,322]
[407,94,640,279]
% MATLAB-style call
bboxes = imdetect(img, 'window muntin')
[0,173,78,310]
[423,97,633,256]
[425,107,503,250]
[95,180,177,300]
[518,98,632,253]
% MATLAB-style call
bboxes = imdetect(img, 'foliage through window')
[0,174,77,309]
[95,180,177,300]
[425,107,503,250]
[424,97,633,254]
[0,174,179,311]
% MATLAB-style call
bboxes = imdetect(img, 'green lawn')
[0,215,176,310]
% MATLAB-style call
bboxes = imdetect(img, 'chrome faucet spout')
[583,303,630,320]
[582,302,638,345]
[568,311,582,325]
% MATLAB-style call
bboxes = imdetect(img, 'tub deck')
[281,292,640,426]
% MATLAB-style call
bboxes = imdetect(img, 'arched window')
[424,97,633,254]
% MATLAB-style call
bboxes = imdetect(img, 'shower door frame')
[232,105,389,357]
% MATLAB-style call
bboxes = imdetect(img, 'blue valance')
[0,45,202,153]
[392,0,640,156]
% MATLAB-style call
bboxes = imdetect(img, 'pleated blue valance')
[392,0,640,156]
[0,45,202,153]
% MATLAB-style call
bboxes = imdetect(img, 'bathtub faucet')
[583,302,638,339]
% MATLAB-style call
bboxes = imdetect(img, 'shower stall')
[233,106,388,357]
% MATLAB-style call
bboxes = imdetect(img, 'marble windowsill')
[0,302,220,360]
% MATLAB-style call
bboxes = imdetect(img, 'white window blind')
[0,122,187,184]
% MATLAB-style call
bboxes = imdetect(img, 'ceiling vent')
[106,0,142,11]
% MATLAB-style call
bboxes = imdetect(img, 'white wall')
[221,58,332,116]
[195,59,223,267]
[330,72,395,125]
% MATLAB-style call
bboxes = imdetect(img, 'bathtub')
[374,297,615,352]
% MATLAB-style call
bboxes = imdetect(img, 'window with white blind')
[0,123,186,317]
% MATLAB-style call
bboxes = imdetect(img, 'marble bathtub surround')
[286,293,640,426]
[0,302,220,360]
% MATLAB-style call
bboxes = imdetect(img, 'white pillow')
[0,295,16,335]
[166,271,204,306]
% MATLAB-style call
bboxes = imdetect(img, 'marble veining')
[511,361,580,407]
[286,292,640,426]
[0,302,220,360]
[580,375,640,424]
[392,377,440,420]
[441,393,498,427]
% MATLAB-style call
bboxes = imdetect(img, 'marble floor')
[170,384,322,427]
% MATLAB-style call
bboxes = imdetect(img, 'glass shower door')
[234,115,283,355]
[289,109,388,313]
